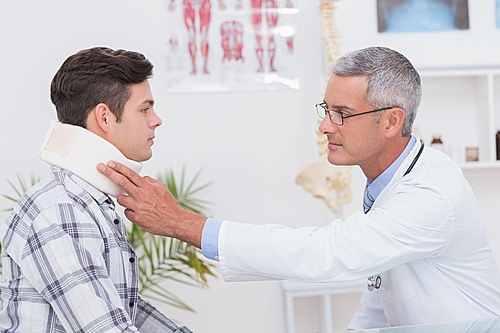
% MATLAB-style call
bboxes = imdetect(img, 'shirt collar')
[52,166,112,206]
[366,135,417,201]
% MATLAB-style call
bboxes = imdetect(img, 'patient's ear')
[87,103,113,134]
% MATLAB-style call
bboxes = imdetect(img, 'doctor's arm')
[99,162,453,283]
[97,161,207,248]
[216,179,453,282]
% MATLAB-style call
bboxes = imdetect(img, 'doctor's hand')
[97,161,206,248]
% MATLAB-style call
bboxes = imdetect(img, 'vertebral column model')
[251,0,278,72]
[169,0,212,74]
[285,0,294,53]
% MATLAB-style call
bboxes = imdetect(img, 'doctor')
[98,46,500,329]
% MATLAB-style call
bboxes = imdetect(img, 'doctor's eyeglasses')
[315,102,394,126]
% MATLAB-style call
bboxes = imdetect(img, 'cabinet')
[415,68,500,169]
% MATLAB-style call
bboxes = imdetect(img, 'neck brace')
[39,120,143,198]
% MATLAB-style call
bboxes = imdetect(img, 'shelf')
[415,67,500,170]
[459,162,500,170]
[419,67,500,78]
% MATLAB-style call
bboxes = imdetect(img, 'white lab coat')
[217,139,500,328]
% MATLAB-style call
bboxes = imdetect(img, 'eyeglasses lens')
[329,111,342,125]
[316,104,326,119]
[316,103,343,125]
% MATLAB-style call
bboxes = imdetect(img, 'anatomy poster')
[163,0,300,93]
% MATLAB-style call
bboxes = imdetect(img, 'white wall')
[1,1,500,333]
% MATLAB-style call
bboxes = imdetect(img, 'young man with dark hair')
[0,47,192,332]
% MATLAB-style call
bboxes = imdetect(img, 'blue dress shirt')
[365,135,416,197]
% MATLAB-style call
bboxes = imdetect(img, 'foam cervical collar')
[39,120,143,198]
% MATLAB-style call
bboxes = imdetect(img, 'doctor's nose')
[319,114,339,135]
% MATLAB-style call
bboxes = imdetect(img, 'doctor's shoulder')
[400,146,481,230]
[409,146,466,190]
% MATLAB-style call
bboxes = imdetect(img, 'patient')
[0,47,192,332]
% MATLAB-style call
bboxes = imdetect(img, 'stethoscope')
[367,139,425,291]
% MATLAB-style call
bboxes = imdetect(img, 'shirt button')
[129,257,135,263]
[114,219,119,225]
[129,301,134,307]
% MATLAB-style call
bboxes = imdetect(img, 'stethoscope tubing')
[367,139,425,291]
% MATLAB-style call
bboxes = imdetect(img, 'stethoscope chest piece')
[367,275,382,291]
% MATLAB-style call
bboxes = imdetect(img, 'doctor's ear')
[384,107,405,139]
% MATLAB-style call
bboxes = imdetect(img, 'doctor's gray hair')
[330,46,421,137]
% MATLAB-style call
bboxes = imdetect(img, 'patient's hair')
[50,47,153,128]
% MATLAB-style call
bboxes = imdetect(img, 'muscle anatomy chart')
[163,0,300,93]
[221,20,244,62]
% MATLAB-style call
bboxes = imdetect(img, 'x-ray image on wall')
[497,0,500,28]
[377,0,469,33]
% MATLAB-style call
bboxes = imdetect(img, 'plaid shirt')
[0,167,192,332]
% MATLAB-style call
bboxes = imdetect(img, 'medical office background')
[2,0,500,332]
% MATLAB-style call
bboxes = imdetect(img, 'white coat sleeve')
[348,290,388,330]
[218,178,453,282]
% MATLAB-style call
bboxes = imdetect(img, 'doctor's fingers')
[123,207,140,225]
[97,161,144,195]
[123,208,154,231]
[111,173,181,216]
[122,201,174,237]
[116,194,141,212]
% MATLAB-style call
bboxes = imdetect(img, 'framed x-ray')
[377,0,469,33]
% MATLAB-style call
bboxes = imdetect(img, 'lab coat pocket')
[379,264,418,301]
